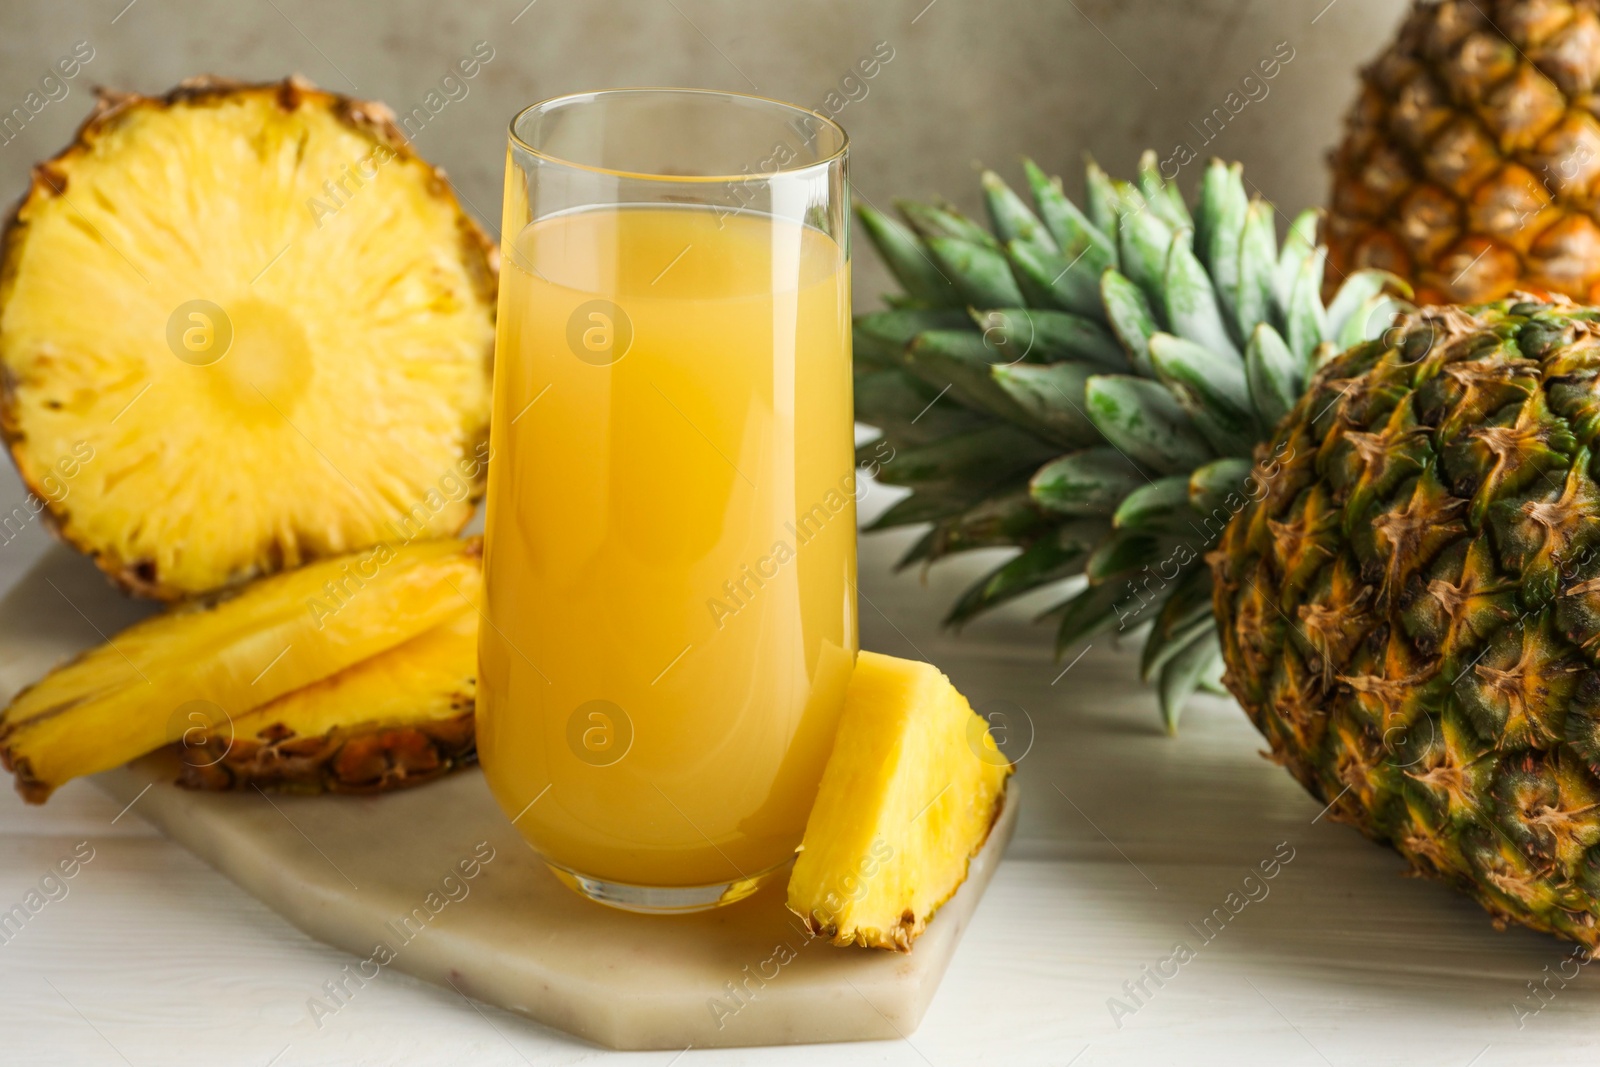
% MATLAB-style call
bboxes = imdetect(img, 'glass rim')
[507,87,849,185]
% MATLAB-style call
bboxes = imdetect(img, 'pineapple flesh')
[1,537,481,801]
[853,155,1402,726]
[1213,298,1600,950]
[787,651,1012,952]
[0,76,496,599]
[1327,0,1600,304]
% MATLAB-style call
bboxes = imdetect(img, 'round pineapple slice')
[0,76,496,599]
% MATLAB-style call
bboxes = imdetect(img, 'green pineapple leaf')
[1158,630,1221,733]
[903,330,1052,433]
[866,490,977,531]
[982,170,1058,254]
[1189,457,1256,516]
[855,203,959,309]
[1022,158,1115,276]
[1326,269,1407,342]
[1137,150,1192,232]
[1195,161,1247,304]
[1085,528,1166,583]
[926,237,1025,308]
[1340,295,1407,350]
[1083,160,1122,240]
[946,529,1097,628]
[1244,323,1301,429]
[854,308,970,367]
[1112,476,1192,531]
[972,308,1127,370]
[1101,270,1160,375]
[1030,447,1146,515]
[1163,236,1243,360]
[1146,333,1256,449]
[1052,580,1127,656]
[926,491,1061,559]
[1285,248,1329,365]
[1006,240,1104,318]
[1273,208,1320,314]
[1234,201,1277,342]
[899,200,995,246]
[1117,195,1177,301]
[853,368,987,446]
[868,425,1053,492]
[1140,565,1214,683]
[1085,374,1213,475]
[990,362,1102,448]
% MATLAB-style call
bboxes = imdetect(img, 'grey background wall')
[0,0,1408,584]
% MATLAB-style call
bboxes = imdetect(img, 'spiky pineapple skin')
[1327,0,1600,305]
[178,711,476,794]
[176,603,481,794]
[1213,298,1600,946]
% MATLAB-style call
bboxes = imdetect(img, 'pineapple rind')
[0,537,481,801]
[0,76,497,600]
[179,608,477,793]
[787,650,1012,951]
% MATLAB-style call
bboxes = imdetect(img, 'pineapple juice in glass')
[479,90,856,912]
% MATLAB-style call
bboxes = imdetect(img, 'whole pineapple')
[855,154,1402,726]
[1213,297,1600,948]
[1326,0,1600,304]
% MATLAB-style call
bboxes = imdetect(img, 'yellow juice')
[478,205,857,889]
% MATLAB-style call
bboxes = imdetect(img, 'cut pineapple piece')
[0,76,496,599]
[179,607,476,794]
[787,650,1012,951]
[0,537,481,801]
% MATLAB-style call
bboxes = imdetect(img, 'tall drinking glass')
[479,89,856,912]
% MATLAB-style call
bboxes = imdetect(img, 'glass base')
[544,857,792,914]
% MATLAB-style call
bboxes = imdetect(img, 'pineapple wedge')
[787,651,1012,951]
[178,607,476,794]
[1,537,480,801]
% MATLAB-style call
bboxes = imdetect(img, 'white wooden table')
[5,497,1600,1065]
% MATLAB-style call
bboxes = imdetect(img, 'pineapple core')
[787,651,1012,951]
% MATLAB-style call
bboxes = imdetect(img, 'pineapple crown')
[853,150,1409,728]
